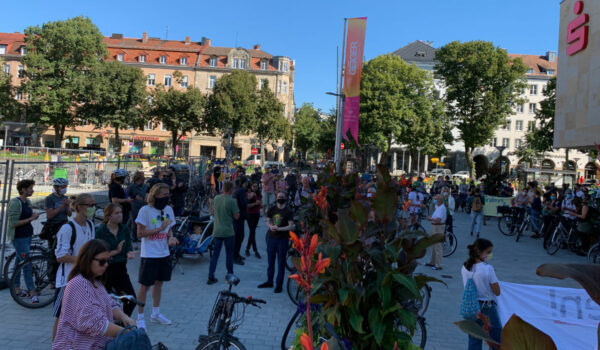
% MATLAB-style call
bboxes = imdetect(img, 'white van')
[429,168,452,177]
[243,154,262,167]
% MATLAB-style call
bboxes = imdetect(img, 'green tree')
[203,70,258,153]
[255,80,289,160]
[316,110,336,154]
[148,75,205,156]
[21,16,108,145]
[293,103,322,158]
[0,59,17,121]
[435,41,528,177]
[359,55,451,161]
[79,61,147,152]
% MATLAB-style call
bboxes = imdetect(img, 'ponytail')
[464,238,493,271]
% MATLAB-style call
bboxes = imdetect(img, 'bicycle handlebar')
[110,293,145,307]
[220,290,266,307]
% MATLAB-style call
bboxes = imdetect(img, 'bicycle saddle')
[189,215,211,223]
[225,274,240,286]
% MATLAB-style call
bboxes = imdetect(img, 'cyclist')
[541,192,562,245]
[530,190,543,238]
[514,188,529,224]
[43,177,72,283]
[572,194,596,254]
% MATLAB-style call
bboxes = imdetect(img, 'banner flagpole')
[334,18,348,174]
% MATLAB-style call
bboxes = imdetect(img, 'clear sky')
[1,0,561,113]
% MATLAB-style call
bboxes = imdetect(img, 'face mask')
[57,187,67,196]
[444,193,449,197]
[551,196,556,201]
[433,199,438,206]
[482,252,493,262]
[277,198,286,205]
[86,206,96,219]
[154,196,169,210]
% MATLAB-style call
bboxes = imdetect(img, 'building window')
[3,64,9,74]
[209,75,216,89]
[240,60,246,69]
[15,92,22,100]
[529,103,537,114]
[526,68,534,74]
[515,139,523,148]
[282,81,287,93]
[547,70,555,75]
[164,75,172,87]
[161,122,167,131]
[145,121,153,130]
[181,57,187,65]
[260,60,268,70]
[17,66,24,78]
[209,57,217,67]
[516,104,524,113]
[147,73,155,86]
[180,75,188,88]
[260,79,267,89]
[277,80,282,93]
[504,120,511,130]
[139,55,146,63]
[283,62,289,72]
[527,121,536,132]
[502,138,510,148]
[529,84,537,95]
[516,120,523,131]
[233,58,239,69]
[489,138,497,147]
[20,47,26,56]
[0,45,6,55]
[117,54,124,62]
[160,56,167,64]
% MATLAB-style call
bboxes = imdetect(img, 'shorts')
[138,256,172,286]
[53,286,65,318]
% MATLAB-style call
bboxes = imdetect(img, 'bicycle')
[514,209,532,242]
[588,242,600,264]
[497,206,517,236]
[546,217,578,255]
[442,220,457,258]
[197,274,266,350]
[3,235,49,281]
[9,250,56,308]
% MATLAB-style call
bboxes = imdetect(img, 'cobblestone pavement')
[0,210,587,350]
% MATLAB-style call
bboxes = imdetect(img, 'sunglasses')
[94,258,111,266]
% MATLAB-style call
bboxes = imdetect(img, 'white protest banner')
[497,281,599,350]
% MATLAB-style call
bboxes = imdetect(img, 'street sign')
[251,148,258,155]
[340,142,344,150]
[431,158,439,163]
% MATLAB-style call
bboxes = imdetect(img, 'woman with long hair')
[53,239,136,349]
[245,181,262,258]
[461,238,501,350]
[95,203,136,316]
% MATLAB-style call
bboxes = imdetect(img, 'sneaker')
[432,266,443,271]
[150,313,172,325]
[137,319,146,330]
[207,277,218,285]
[274,286,283,293]
[258,282,274,288]
[31,296,39,304]
[424,263,435,267]
[254,251,262,259]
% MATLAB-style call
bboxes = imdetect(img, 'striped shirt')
[52,275,120,350]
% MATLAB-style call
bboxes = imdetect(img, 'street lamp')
[495,145,507,174]
[325,91,345,174]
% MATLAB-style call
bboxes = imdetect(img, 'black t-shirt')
[267,205,293,239]
[171,178,187,208]
[109,182,131,218]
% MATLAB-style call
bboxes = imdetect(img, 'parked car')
[264,161,285,173]
[453,170,470,179]
[429,168,452,177]
[243,154,262,167]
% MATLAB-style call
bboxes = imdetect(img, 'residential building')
[0,32,295,161]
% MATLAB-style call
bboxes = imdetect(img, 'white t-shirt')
[431,204,447,224]
[562,199,576,219]
[136,205,175,258]
[54,219,95,288]
[461,262,499,301]
[408,191,424,213]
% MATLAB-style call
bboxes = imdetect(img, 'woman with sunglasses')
[53,239,136,350]
[95,203,136,316]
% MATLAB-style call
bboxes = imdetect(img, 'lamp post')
[495,145,507,174]
[326,91,345,173]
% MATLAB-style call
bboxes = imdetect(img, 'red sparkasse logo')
[567,0,590,56]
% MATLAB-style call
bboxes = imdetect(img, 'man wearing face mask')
[258,192,294,293]
[426,194,446,270]
[43,178,72,285]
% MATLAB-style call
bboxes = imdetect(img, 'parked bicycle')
[3,234,48,281]
[588,242,600,264]
[197,274,266,350]
[546,217,579,255]
[9,250,56,308]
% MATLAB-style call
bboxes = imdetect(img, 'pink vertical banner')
[342,17,367,144]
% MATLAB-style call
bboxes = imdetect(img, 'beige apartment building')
[0,31,295,161]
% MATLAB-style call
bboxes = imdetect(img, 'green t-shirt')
[213,194,239,238]
[95,223,133,264]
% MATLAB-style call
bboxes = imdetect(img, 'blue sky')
[1,0,560,113]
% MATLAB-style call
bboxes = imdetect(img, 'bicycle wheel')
[9,254,56,308]
[498,216,516,236]
[417,286,431,316]
[587,243,600,264]
[196,335,245,350]
[396,316,427,349]
[546,229,562,255]
[442,231,457,257]
[286,277,303,306]
[281,310,301,350]
[285,247,299,273]
[3,244,47,280]
[200,196,211,214]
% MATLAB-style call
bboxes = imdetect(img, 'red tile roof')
[0,32,25,56]
[509,54,557,77]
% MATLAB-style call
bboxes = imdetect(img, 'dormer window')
[240,60,246,69]
[415,51,425,57]
[139,55,146,63]
[209,56,217,67]
[117,54,124,62]
[233,58,239,69]
[181,57,187,65]
[282,62,289,72]
[260,60,268,70]
[0,45,6,55]
[547,69,555,75]
[20,46,26,56]
[160,56,167,64]
[526,68,534,74]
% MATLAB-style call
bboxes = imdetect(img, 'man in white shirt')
[426,194,447,270]
[408,186,424,225]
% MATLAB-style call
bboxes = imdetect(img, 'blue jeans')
[470,212,483,235]
[530,209,540,233]
[12,236,35,291]
[266,236,288,287]
[208,236,234,279]
[468,302,502,350]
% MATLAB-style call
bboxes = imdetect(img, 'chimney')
[546,51,556,63]
[253,44,261,50]
[111,33,123,39]
[142,32,148,43]
[201,37,211,47]
[185,36,190,45]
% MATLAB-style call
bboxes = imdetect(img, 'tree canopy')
[435,40,528,176]
[0,60,17,121]
[293,103,323,157]
[255,80,289,157]
[22,16,108,145]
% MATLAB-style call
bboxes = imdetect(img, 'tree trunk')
[172,131,178,157]
[229,133,236,166]
[54,124,66,148]
[465,146,474,179]
[114,127,121,153]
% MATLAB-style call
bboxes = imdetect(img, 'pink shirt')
[262,172,275,194]
[53,274,120,350]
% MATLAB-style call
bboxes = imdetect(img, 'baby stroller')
[169,212,214,273]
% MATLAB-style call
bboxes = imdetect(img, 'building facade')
[0,32,295,161]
